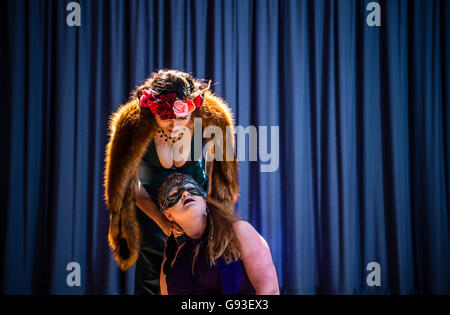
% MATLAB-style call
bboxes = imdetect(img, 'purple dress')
[165,236,256,295]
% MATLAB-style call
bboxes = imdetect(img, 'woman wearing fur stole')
[103,69,239,294]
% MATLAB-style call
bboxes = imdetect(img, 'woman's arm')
[160,252,168,295]
[133,170,172,236]
[233,221,280,295]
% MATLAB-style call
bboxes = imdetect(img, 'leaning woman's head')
[135,69,210,135]
[158,173,242,267]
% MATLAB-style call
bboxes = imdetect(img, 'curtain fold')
[0,0,449,294]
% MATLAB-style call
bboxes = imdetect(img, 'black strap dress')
[164,220,256,295]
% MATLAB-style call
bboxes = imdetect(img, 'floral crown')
[139,89,203,119]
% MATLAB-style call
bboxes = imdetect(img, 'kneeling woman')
[157,173,279,295]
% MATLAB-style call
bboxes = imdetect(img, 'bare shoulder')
[232,220,254,233]
[232,220,263,242]
[232,220,270,257]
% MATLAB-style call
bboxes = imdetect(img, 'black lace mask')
[158,173,208,213]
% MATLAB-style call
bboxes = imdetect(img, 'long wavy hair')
[202,197,241,264]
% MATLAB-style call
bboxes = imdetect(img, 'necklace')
[158,127,187,143]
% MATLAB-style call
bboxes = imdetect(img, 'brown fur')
[103,91,239,270]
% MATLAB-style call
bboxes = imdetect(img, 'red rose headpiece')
[139,89,203,119]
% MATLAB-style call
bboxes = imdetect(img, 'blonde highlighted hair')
[196,197,241,268]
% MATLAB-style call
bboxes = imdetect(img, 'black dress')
[165,223,256,295]
[134,135,209,295]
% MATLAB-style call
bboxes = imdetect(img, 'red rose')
[159,93,178,108]
[140,89,157,108]
[184,100,197,114]
[194,95,203,108]
[159,106,176,119]
[149,102,161,116]
[140,91,198,119]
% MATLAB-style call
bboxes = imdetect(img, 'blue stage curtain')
[0,0,449,294]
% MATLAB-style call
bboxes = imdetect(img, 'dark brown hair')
[134,69,211,104]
